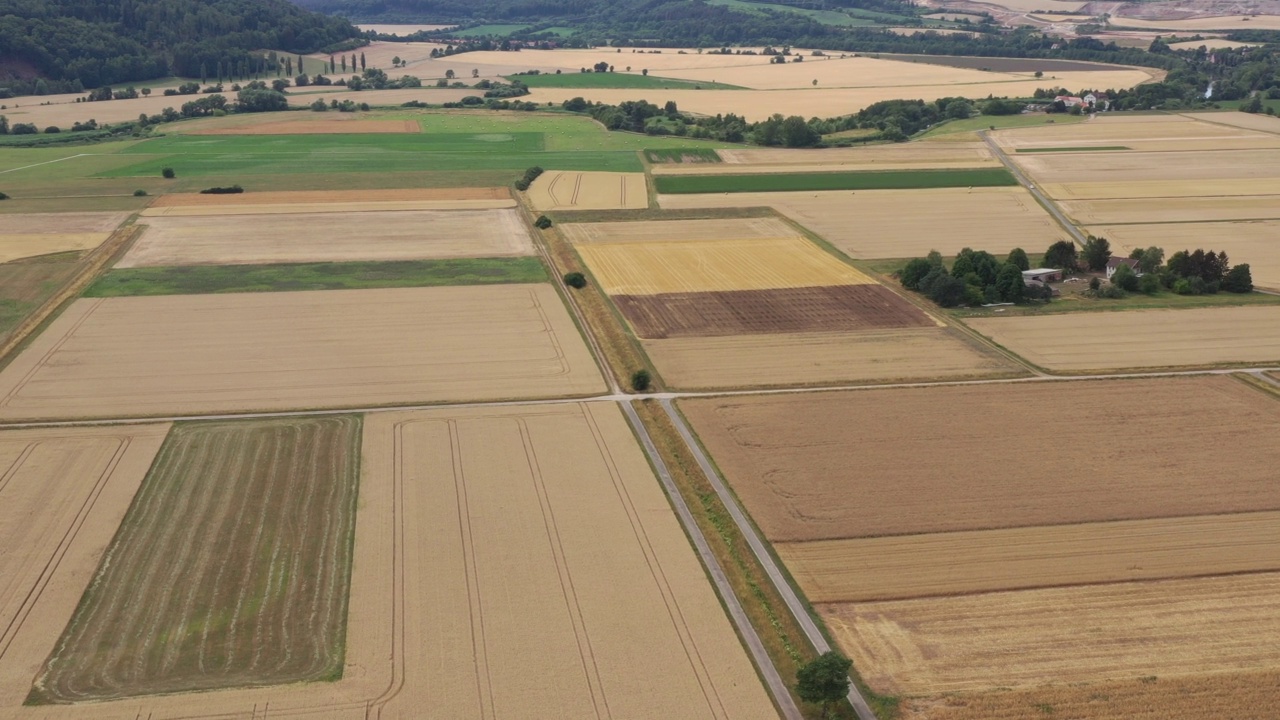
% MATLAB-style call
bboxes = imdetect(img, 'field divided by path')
[527,171,649,211]
[30,416,361,703]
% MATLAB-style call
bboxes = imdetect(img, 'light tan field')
[575,237,873,294]
[993,114,1265,149]
[0,234,108,263]
[1060,195,1280,224]
[1029,13,1097,20]
[1,212,129,234]
[357,23,455,34]
[648,328,1012,389]
[1168,38,1260,50]
[823,573,1280,695]
[527,171,648,211]
[1111,14,1280,30]
[0,404,776,719]
[189,118,420,135]
[142,199,516,216]
[1013,148,1280,184]
[0,285,604,421]
[149,187,509,207]
[1042,177,1280,199]
[660,187,1065,259]
[119,209,533,267]
[1095,220,1280,290]
[650,142,998,175]
[679,377,1280,541]
[306,40,448,71]
[654,54,1034,90]
[967,305,1280,370]
[778,511,1280,602]
[560,216,796,244]
[0,424,170,711]
[965,0,1086,11]
[1182,110,1280,133]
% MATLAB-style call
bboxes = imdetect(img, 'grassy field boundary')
[84,257,546,296]
[654,167,1017,194]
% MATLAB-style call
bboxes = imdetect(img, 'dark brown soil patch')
[614,284,934,339]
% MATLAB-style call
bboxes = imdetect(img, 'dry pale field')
[0,212,128,234]
[661,187,1065,259]
[653,55,1031,90]
[306,41,448,71]
[1168,38,1260,49]
[1111,14,1280,30]
[965,0,1086,11]
[650,142,998,175]
[0,234,108,263]
[993,115,1266,149]
[648,327,1013,389]
[1090,219,1280,288]
[575,237,873,294]
[778,511,1280,602]
[31,417,361,703]
[560,216,796,244]
[1041,176,1280,200]
[189,118,420,135]
[823,572,1280,695]
[149,187,509,207]
[527,171,648,211]
[0,285,604,421]
[968,304,1280,369]
[119,209,533,267]
[1060,194,1280,224]
[1181,110,1280,133]
[679,377,1280,541]
[1012,148,1280,184]
[142,199,516,216]
[0,424,170,710]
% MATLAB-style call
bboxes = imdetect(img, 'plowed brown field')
[647,328,1013,389]
[149,187,509,207]
[778,511,1280,602]
[966,305,1280,370]
[680,377,1280,541]
[0,285,604,420]
[119,209,533,267]
[189,119,420,135]
[614,285,936,338]
[0,425,170,711]
[822,573,1280,695]
[527,171,648,211]
[659,187,1066,259]
[30,416,361,703]
[576,237,873,294]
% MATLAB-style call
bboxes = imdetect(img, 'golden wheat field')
[652,142,998,175]
[0,285,604,420]
[822,573,1280,695]
[119,209,533,267]
[0,234,108,263]
[559,217,796,244]
[660,187,1066,259]
[527,171,649,211]
[777,511,1280,602]
[966,305,1280,370]
[575,236,873,294]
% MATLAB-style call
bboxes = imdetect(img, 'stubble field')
[559,216,796,244]
[119,209,534,267]
[0,285,604,420]
[966,305,1280,370]
[659,187,1066,258]
[29,416,362,704]
[146,187,512,209]
[527,170,649,210]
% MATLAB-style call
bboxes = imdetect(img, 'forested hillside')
[0,0,361,94]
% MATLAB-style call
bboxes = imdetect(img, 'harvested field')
[119,209,534,267]
[527,170,648,210]
[955,0,1085,11]
[575,237,873,294]
[967,304,1280,369]
[189,119,420,135]
[1168,38,1260,50]
[0,212,129,234]
[678,376,1280,541]
[1012,148,1280,185]
[560,216,796,244]
[0,285,604,420]
[993,115,1267,149]
[358,403,776,719]
[148,187,509,208]
[654,168,1016,194]
[1060,195,1280,224]
[1111,14,1280,30]
[1182,110,1280,133]
[0,255,84,342]
[778,511,1280,602]
[648,327,1012,389]
[660,142,997,173]
[660,187,1066,258]
[869,53,1120,73]
[141,199,516,216]
[309,41,447,72]
[0,235,106,263]
[1042,177,1280,200]
[823,573,1280,695]
[614,285,937,339]
[0,425,171,710]
[30,416,361,703]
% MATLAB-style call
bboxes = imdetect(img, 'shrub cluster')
[901,247,1048,308]
[199,185,244,194]
[515,166,544,192]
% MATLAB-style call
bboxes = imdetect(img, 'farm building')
[1022,268,1063,284]
[1106,257,1142,279]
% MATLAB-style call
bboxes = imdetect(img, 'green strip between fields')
[653,167,1018,194]
[1015,146,1131,153]
[85,257,547,297]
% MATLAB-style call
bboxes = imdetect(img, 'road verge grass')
[654,167,1016,194]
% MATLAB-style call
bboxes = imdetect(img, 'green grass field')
[918,113,1087,138]
[655,167,1017,194]
[84,257,547,296]
[706,0,892,26]
[509,72,742,90]
[452,24,531,36]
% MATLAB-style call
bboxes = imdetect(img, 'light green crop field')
[655,167,1017,193]
[919,112,1087,138]
[452,23,532,36]
[509,73,742,90]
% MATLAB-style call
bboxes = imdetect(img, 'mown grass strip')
[654,167,1017,194]
[1015,146,1131,153]
[84,257,546,296]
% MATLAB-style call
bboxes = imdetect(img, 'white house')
[1106,256,1141,279]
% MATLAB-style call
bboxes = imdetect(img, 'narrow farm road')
[980,129,1087,246]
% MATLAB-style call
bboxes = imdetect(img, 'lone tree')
[1006,247,1030,271]
[161,167,176,179]
[563,272,587,289]
[796,651,852,719]
[1044,239,1078,271]
[1081,235,1112,271]
[630,369,651,392]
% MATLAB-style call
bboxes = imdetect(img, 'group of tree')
[1041,237,1253,296]
[561,97,821,146]
[900,247,1050,308]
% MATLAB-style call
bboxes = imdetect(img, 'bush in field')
[199,185,244,194]
[630,369,651,392]
[563,272,587,289]
[161,167,175,178]
[133,189,147,196]
[515,165,544,191]
[534,215,552,229]
[0,191,8,200]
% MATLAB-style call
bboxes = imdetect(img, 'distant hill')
[0,0,361,94]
